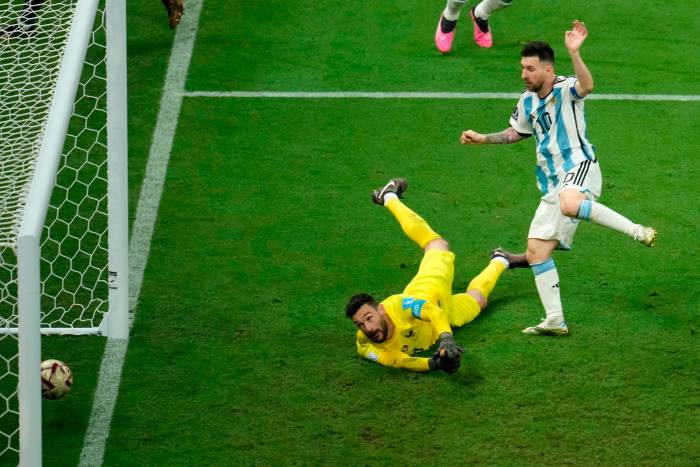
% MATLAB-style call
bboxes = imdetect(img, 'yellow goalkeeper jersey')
[355,294,452,372]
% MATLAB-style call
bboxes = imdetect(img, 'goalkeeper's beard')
[368,321,389,343]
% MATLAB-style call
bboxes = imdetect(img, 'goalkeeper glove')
[428,333,465,374]
[437,332,464,359]
[429,352,461,373]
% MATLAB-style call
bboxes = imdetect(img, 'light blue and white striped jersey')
[509,76,596,197]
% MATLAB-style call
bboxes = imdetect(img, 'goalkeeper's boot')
[636,226,657,247]
[470,7,493,48]
[435,14,457,54]
[161,0,184,29]
[0,22,36,39]
[522,319,570,336]
[372,178,408,206]
[491,247,529,269]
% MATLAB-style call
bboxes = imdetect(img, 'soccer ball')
[40,359,73,400]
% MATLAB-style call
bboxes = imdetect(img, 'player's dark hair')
[345,293,377,319]
[521,41,555,63]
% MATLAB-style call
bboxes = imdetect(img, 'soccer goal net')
[0,0,128,464]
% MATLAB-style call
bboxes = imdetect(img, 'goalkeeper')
[346,178,524,373]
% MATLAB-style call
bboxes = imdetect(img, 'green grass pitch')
[35,0,700,465]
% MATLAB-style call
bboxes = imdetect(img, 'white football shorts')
[528,159,602,250]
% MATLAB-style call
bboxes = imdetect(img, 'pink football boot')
[435,14,455,54]
[470,7,493,48]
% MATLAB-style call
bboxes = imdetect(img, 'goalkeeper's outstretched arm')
[357,343,462,373]
[371,349,462,374]
[411,304,465,373]
[358,346,433,372]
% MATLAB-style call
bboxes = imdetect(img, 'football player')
[460,21,657,336]
[435,0,514,53]
[346,178,524,373]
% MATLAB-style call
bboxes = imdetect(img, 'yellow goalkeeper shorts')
[402,249,455,311]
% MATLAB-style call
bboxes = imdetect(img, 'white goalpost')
[0,0,128,464]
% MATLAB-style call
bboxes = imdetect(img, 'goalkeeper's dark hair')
[521,41,555,64]
[345,293,378,319]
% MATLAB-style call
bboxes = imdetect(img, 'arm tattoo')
[484,127,526,144]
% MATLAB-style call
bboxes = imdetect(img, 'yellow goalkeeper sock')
[385,198,441,248]
[467,259,506,299]
[448,261,506,327]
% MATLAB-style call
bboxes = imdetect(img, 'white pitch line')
[183,90,700,102]
[78,1,204,466]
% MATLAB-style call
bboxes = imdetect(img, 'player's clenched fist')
[461,130,486,144]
